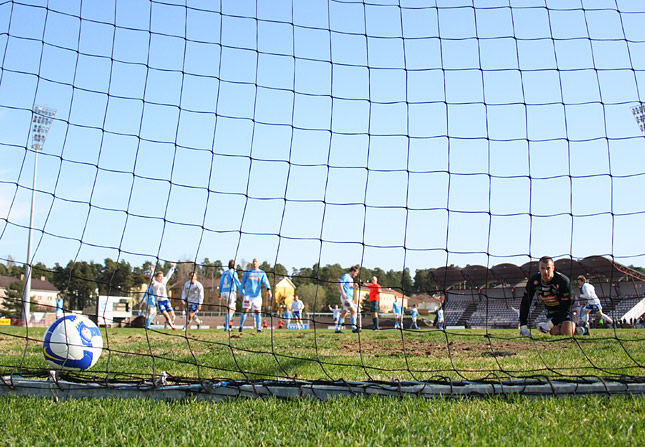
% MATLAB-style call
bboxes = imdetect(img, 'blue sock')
[337,318,344,329]
[146,317,153,328]
[350,316,356,329]
[224,314,230,330]
[255,313,261,330]
[239,313,247,328]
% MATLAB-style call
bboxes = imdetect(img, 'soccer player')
[511,306,521,329]
[392,296,403,329]
[152,262,177,330]
[436,305,445,329]
[139,270,157,329]
[328,304,341,325]
[291,295,305,329]
[519,256,575,336]
[409,304,419,329]
[55,293,64,319]
[182,271,204,329]
[283,307,293,327]
[239,258,272,333]
[218,259,241,331]
[577,275,613,335]
[335,265,360,333]
[367,276,381,330]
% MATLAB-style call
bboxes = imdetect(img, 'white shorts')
[341,298,356,312]
[222,291,237,311]
[56,311,63,319]
[242,295,262,312]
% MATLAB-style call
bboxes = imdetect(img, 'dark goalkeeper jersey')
[519,271,573,326]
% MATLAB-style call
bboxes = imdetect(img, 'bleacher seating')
[441,280,644,329]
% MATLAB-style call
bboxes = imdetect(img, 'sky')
[1,0,645,276]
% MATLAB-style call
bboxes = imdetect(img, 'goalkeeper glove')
[538,319,554,334]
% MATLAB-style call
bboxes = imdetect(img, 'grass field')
[1,327,644,446]
[2,326,644,382]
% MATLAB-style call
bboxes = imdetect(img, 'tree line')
[0,257,441,313]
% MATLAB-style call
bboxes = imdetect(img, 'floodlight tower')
[22,105,56,324]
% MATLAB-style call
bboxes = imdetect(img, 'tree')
[52,261,97,311]
[2,280,25,318]
[413,268,432,293]
[296,283,328,312]
[5,255,23,277]
[372,267,386,283]
[401,268,413,295]
[32,262,53,282]
[291,266,314,287]
[97,258,136,296]
[200,258,222,284]
[174,259,197,288]
[318,263,346,303]
[383,269,401,289]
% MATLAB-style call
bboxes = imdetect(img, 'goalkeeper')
[519,256,575,336]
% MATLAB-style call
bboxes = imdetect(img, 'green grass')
[1,394,644,447]
[1,327,644,446]
[2,327,644,382]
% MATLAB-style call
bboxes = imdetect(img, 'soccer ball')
[43,315,103,371]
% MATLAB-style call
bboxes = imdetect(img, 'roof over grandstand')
[429,256,645,291]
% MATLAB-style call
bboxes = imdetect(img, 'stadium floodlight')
[22,105,56,325]
[632,103,645,136]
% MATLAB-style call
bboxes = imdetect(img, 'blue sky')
[1,0,644,275]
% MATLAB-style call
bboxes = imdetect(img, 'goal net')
[1,0,644,400]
